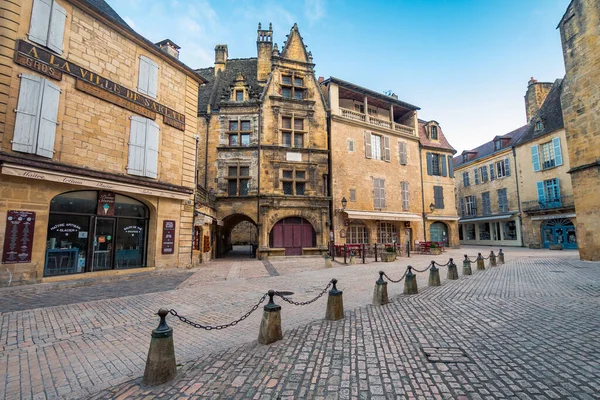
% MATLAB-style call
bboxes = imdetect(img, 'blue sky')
[105,0,570,153]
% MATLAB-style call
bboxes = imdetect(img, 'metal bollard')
[404,266,418,294]
[462,255,472,276]
[489,251,497,267]
[372,271,388,305]
[476,252,485,271]
[258,290,283,345]
[374,243,378,262]
[362,243,366,264]
[498,249,505,264]
[143,309,177,386]
[406,242,411,258]
[428,261,441,287]
[447,258,459,280]
[325,279,344,321]
[344,244,347,264]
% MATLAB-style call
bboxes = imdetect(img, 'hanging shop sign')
[161,220,176,255]
[14,40,185,130]
[97,191,116,216]
[2,211,36,264]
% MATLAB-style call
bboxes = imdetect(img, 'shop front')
[458,213,522,247]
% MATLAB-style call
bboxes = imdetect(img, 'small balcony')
[521,195,575,213]
[339,107,415,136]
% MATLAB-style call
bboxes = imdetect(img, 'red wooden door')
[270,218,315,256]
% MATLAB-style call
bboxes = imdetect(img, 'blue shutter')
[531,145,540,172]
[13,74,43,154]
[448,157,454,178]
[138,56,151,95]
[490,163,495,180]
[426,152,432,175]
[441,155,447,176]
[144,119,160,178]
[47,0,66,54]
[127,116,147,176]
[28,0,52,46]
[147,59,159,98]
[552,137,563,166]
[504,158,511,176]
[460,197,465,217]
[536,181,546,203]
[474,168,479,184]
[36,79,61,158]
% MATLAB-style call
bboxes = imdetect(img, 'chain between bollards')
[382,268,408,283]
[276,281,333,306]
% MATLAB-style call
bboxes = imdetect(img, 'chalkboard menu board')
[2,210,36,264]
[161,220,176,255]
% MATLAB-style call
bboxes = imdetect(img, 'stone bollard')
[349,253,356,265]
[489,251,497,267]
[258,290,283,345]
[447,258,459,280]
[324,255,332,268]
[463,255,472,276]
[404,266,418,294]
[428,261,441,287]
[325,279,344,321]
[372,271,389,306]
[143,309,177,386]
[476,253,485,271]
[498,249,505,264]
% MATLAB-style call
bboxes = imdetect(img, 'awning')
[344,210,423,221]
[426,215,461,221]
[459,213,517,223]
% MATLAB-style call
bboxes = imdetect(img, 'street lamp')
[341,197,347,210]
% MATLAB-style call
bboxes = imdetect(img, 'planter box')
[549,244,563,250]
[430,248,441,255]
[380,252,396,262]
[529,243,541,249]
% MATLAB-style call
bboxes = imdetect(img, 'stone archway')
[218,214,258,258]
[429,221,449,246]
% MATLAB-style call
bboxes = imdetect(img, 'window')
[426,153,447,176]
[535,120,544,132]
[228,120,251,146]
[127,116,160,178]
[399,141,407,165]
[348,139,354,152]
[377,223,397,244]
[349,189,356,202]
[282,169,306,195]
[28,0,66,53]
[479,223,491,240]
[465,224,476,240]
[503,221,517,240]
[462,154,469,163]
[12,74,60,158]
[492,222,502,241]
[463,172,470,187]
[465,195,477,216]
[138,56,159,98]
[489,163,496,180]
[281,116,305,148]
[347,223,368,244]
[281,74,305,100]
[430,125,438,140]
[531,139,563,172]
[495,158,511,178]
[482,192,491,215]
[540,142,556,169]
[373,178,386,208]
[364,132,390,162]
[227,166,250,196]
[494,140,502,151]
[401,181,409,211]
[537,178,561,206]
[497,188,509,212]
[474,168,480,185]
[235,90,244,102]
[433,186,444,209]
[480,166,488,183]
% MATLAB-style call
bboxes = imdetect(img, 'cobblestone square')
[1,247,599,399]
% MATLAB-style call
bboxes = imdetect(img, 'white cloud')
[305,0,325,24]
[123,16,136,29]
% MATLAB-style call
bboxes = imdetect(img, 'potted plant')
[381,246,396,262]
[430,242,441,255]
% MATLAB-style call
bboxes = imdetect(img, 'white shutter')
[144,119,160,178]
[137,56,151,95]
[36,79,60,158]
[373,179,380,208]
[147,58,159,98]
[47,1,67,54]
[399,141,407,165]
[380,179,386,208]
[13,75,43,154]
[29,0,52,46]
[364,131,372,159]
[383,136,391,162]
[127,116,147,176]
[401,181,409,210]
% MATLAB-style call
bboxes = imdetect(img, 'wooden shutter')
[552,137,563,166]
[29,0,52,46]
[435,186,444,209]
[13,75,43,154]
[373,179,380,208]
[145,119,160,178]
[441,155,447,176]
[460,197,465,217]
[531,145,540,172]
[147,58,159,98]
[490,163,495,180]
[448,156,454,177]
[380,179,386,208]
[138,56,151,95]
[504,158,511,176]
[426,152,432,175]
[536,182,546,203]
[383,136,391,162]
[127,116,147,176]
[36,79,60,158]
[474,168,479,184]
[47,0,66,53]
[401,181,409,210]
[399,141,407,165]
[364,131,372,159]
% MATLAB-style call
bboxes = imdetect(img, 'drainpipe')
[257,106,262,251]
[512,146,525,247]
[191,135,199,264]
[203,115,210,188]
[418,144,427,241]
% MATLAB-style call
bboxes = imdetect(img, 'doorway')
[429,222,448,246]
[270,217,316,256]
[542,218,577,249]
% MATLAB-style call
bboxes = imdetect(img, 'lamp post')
[341,197,347,210]
[423,203,436,241]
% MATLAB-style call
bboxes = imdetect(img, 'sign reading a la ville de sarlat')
[14,40,185,131]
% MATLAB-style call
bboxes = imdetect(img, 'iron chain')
[411,264,433,273]
[383,269,408,283]
[434,260,451,267]
[276,281,332,306]
[169,292,268,331]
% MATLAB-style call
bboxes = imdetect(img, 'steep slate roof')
[452,125,528,168]
[82,0,130,27]
[418,120,456,153]
[196,58,262,115]
[514,79,564,146]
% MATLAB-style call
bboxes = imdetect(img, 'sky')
[105,0,571,153]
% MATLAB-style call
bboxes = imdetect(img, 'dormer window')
[494,140,502,151]
[463,154,469,162]
[535,120,544,132]
[235,90,244,102]
[431,126,438,140]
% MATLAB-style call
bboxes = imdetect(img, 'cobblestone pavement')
[0,247,591,399]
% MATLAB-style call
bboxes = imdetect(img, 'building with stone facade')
[0,0,204,284]
[320,77,459,251]
[196,23,330,258]
[558,0,600,261]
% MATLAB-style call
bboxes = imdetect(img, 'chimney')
[318,76,324,84]
[214,44,228,76]
[257,22,273,82]
[155,39,180,59]
[524,77,553,123]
